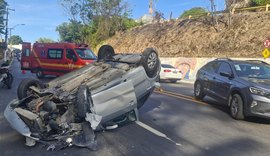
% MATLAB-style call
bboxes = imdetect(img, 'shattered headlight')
[249,87,270,98]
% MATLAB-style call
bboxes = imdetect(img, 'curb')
[179,79,195,84]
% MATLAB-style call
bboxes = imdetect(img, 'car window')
[66,49,77,60]
[203,61,220,73]
[75,48,96,60]
[234,62,270,79]
[161,64,175,68]
[218,62,233,75]
[48,49,63,59]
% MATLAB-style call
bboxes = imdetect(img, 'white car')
[159,64,182,83]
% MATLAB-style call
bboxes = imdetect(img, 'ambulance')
[21,42,97,78]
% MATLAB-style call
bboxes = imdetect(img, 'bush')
[180,7,208,18]
[251,0,270,6]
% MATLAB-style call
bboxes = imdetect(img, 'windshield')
[234,62,270,79]
[75,48,97,60]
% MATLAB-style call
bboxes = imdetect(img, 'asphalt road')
[1,59,270,156]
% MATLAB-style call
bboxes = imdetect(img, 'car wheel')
[230,94,245,120]
[17,78,46,100]
[76,85,92,121]
[36,69,44,79]
[98,45,115,61]
[141,48,160,78]
[194,81,205,100]
[3,72,13,89]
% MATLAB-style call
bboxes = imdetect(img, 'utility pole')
[210,0,215,25]
[5,7,15,48]
[149,0,153,15]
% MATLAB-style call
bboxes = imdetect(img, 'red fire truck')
[21,42,97,78]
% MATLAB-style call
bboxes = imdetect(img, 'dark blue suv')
[194,59,270,120]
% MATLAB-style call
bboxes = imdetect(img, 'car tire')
[141,48,160,78]
[3,72,13,89]
[98,45,115,61]
[194,81,205,100]
[17,78,46,100]
[36,68,44,79]
[230,94,245,120]
[76,85,92,121]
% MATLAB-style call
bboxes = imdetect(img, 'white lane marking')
[136,121,182,146]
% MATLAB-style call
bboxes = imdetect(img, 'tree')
[0,0,7,35]
[180,7,208,18]
[56,20,85,43]
[37,37,55,43]
[58,0,138,47]
[9,35,23,45]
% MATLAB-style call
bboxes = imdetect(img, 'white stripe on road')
[136,121,182,146]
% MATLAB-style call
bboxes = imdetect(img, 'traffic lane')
[0,59,183,155]
[0,121,182,156]
[140,92,270,156]
[160,81,194,97]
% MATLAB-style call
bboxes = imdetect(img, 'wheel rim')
[195,83,201,96]
[231,96,239,116]
[147,52,157,69]
[37,71,42,77]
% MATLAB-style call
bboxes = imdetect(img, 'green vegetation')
[37,37,56,43]
[0,0,7,35]
[180,7,208,18]
[251,0,270,6]
[9,35,23,45]
[57,0,140,48]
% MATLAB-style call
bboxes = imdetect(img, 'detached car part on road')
[4,45,160,151]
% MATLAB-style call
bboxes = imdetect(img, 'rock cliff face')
[102,12,269,58]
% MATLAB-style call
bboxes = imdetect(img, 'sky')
[5,0,225,43]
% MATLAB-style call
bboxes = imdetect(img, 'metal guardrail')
[187,4,270,19]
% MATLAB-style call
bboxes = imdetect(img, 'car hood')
[241,77,270,90]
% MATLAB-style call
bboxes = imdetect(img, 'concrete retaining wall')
[160,57,270,80]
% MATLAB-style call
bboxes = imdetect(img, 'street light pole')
[9,24,25,39]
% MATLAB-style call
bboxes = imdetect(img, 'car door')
[213,62,234,101]
[200,61,220,95]
[92,80,137,123]
[65,49,78,72]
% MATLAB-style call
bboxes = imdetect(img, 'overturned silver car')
[4,45,160,151]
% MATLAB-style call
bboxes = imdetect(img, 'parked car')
[194,58,270,120]
[4,45,160,150]
[21,42,97,78]
[159,64,182,83]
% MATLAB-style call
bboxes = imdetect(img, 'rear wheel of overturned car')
[141,48,160,78]
[17,78,46,100]
[98,45,115,61]
[194,81,205,100]
[76,85,92,121]
[230,94,245,120]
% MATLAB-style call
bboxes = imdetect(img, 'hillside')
[103,12,270,57]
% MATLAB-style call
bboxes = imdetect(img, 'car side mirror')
[220,72,234,79]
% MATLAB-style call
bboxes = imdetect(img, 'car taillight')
[164,69,171,72]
